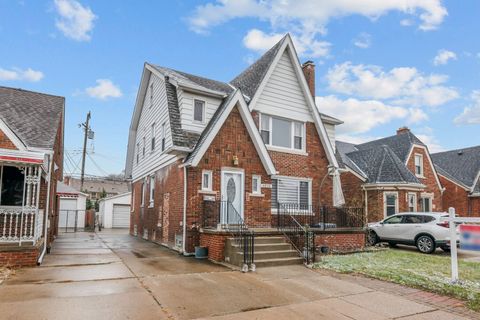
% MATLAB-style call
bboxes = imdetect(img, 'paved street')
[0,230,477,320]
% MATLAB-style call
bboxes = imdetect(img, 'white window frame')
[142,136,146,158]
[407,193,417,212]
[149,175,155,207]
[271,176,312,213]
[151,123,156,152]
[149,83,154,108]
[414,153,424,177]
[252,175,261,195]
[193,99,206,123]
[384,191,399,217]
[140,179,146,207]
[259,113,306,152]
[202,170,213,191]
[136,142,140,164]
[420,196,433,212]
[161,122,166,152]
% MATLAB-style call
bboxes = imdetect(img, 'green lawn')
[314,249,480,311]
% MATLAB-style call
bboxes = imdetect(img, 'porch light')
[232,155,239,166]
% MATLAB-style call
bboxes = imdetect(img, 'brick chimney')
[302,60,315,97]
[396,126,410,135]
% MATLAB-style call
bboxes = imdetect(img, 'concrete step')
[249,236,286,244]
[236,249,300,260]
[231,242,292,252]
[254,256,304,267]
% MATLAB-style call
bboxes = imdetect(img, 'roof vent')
[457,150,463,155]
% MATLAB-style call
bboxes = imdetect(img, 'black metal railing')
[202,200,255,270]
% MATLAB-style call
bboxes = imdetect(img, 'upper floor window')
[161,122,166,151]
[136,143,140,164]
[194,99,205,123]
[414,154,423,177]
[260,114,305,151]
[151,123,156,151]
[142,137,146,157]
[149,83,154,108]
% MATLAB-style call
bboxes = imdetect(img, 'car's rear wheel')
[367,230,379,246]
[416,235,435,254]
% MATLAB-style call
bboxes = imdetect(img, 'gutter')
[37,154,53,265]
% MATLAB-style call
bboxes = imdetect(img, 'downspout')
[182,165,187,255]
[37,155,53,265]
[363,187,368,226]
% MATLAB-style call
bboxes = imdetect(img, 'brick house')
[0,86,64,266]
[432,146,480,216]
[335,127,444,222]
[125,34,365,265]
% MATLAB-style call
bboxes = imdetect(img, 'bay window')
[260,114,305,151]
[271,177,311,210]
[384,192,398,217]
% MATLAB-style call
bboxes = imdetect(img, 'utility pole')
[80,111,91,190]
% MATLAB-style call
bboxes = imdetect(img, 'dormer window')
[259,113,305,151]
[414,154,423,177]
[194,99,205,123]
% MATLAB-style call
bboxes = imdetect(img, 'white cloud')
[85,79,122,100]
[326,62,458,107]
[316,95,409,134]
[243,29,331,58]
[54,0,96,41]
[433,49,457,66]
[414,127,444,152]
[400,19,414,26]
[353,32,371,49]
[454,90,480,125]
[0,67,44,82]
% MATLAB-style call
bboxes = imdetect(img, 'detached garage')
[99,192,131,229]
[57,181,88,231]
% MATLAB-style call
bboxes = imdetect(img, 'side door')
[376,215,404,240]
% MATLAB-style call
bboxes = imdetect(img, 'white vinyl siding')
[178,89,223,133]
[324,123,336,151]
[254,50,313,122]
[132,74,177,180]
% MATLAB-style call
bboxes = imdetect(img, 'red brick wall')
[439,175,480,217]
[0,245,41,267]
[199,232,229,262]
[0,129,18,150]
[341,171,364,207]
[406,146,443,211]
[315,232,365,252]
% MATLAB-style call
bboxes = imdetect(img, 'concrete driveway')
[0,230,477,320]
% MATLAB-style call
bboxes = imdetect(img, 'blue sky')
[1,0,479,176]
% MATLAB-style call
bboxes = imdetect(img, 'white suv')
[367,212,452,254]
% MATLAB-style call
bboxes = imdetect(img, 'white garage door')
[59,199,78,229]
[112,204,130,228]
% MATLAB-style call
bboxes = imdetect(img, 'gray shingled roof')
[336,141,365,177]
[347,145,420,184]
[230,35,286,99]
[0,86,64,149]
[356,131,425,163]
[432,146,480,190]
[164,79,200,148]
[151,65,233,95]
[184,90,238,165]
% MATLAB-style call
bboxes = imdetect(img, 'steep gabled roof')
[347,145,420,184]
[355,131,425,163]
[432,145,480,190]
[230,35,286,99]
[0,86,64,150]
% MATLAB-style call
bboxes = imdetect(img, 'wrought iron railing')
[202,200,255,270]
[0,206,42,244]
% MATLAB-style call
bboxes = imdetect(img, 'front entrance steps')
[224,236,303,268]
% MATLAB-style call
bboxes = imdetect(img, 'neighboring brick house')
[335,127,444,222]
[0,86,64,267]
[125,34,363,263]
[432,146,480,216]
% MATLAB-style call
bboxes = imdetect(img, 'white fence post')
[449,207,459,283]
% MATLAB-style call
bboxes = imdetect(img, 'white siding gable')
[132,74,177,181]
[177,89,224,133]
[324,123,336,151]
[254,49,313,122]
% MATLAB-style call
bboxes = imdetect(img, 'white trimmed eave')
[362,182,426,191]
[246,34,339,169]
[470,171,480,193]
[0,118,27,151]
[437,172,471,191]
[189,90,277,175]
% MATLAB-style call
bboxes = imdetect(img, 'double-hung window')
[259,114,304,151]
[252,175,261,195]
[142,137,146,158]
[384,192,398,217]
[161,122,166,151]
[407,193,417,212]
[271,177,310,210]
[151,123,156,151]
[140,180,145,207]
[420,197,432,212]
[202,170,212,191]
[194,99,205,123]
[414,154,423,177]
[149,176,155,207]
[136,143,140,164]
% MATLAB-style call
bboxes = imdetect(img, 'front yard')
[315,249,480,311]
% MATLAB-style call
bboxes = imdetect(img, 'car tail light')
[437,221,449,228]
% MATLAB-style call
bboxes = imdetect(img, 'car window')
[404,215,423,224]
[422,216,435,223]
[384,216,403,224]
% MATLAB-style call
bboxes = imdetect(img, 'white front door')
[221,170,244,224]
